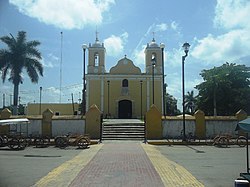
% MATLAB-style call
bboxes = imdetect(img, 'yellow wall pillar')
[0,108,12,135]
[146,105,162,139]
[86,104,102,139]
[236,109,247,121]
[0,108,12,119]
[194,110,206,139]
[42,109,53,137]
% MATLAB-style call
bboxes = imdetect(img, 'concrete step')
[103,126,144,129]
[102,132,145,134]
[103,132,144,135]
[102,134,144,137]
[102,120,145,140]
[102,137,145,141]
[104,124,144,126]
[103,128,144,131]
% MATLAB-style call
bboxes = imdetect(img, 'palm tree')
[0,31,43,115]
[184,90,197,115]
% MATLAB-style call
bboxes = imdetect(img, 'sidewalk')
[34,142,203,187]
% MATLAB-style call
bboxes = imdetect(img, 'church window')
[121,79,129,96]
[151,53,156,65]
[94,53,99,66]
[122,79,128,87]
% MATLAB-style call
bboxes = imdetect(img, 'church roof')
[110,56,141,74]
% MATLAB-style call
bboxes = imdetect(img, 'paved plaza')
[0,142,247,187]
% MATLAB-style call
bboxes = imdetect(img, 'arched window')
[151,53,156,65]
[122,79,128,87]
[121,79,129,96]
[94,53,99,66]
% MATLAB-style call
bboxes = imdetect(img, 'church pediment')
[110,56,141,74]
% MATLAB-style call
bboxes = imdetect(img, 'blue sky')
[0,0,250,110]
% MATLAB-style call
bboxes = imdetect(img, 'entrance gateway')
[118,100,132,119]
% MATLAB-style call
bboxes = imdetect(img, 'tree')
[0,31,43,115]
[184,90,197,115]
[195,62,250,115]
[165,92,181,116]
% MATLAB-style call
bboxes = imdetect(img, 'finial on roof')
[125,54,127,58]
[95,27,99,42]
[152,32,155,42]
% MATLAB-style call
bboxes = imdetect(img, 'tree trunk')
[13,83,19,115]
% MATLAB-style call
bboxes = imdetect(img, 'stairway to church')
[102,119,145,141]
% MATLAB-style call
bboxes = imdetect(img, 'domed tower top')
[144,37,162,74]
[148,37,159,48]
[87,31,106,74]
[92,31,103,48]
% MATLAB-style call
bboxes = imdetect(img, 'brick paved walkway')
[69,142,164,187]
[34,142,203,187]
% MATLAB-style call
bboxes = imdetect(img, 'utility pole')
[71,93,75,114]
[3,94,5,108]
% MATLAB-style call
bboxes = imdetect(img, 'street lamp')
[82,44,88,115]
[160,43,166,117]
[182,42,190,142]
[39,86,42,115]
[107,80,110,117]
[151,55,156,105]
[212,76,218,116]
[140,80,143,119]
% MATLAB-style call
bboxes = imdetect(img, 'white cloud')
[104,32,128,57]
[132,21,181,68]
[9,0,115,29]
[18,84,83,104]
[41,59,54,68]
[192,30,250,64]
[132,45,146,68]
[165,47,183,67]
[192,0,250,65]
[155,23,168,32]
[214,0,250,29]
[41,53,59,68]
[170,21,178,30]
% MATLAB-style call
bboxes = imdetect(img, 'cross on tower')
[95,29,99,42]
[152,32,156,42]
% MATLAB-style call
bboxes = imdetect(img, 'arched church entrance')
[118,100,132,119]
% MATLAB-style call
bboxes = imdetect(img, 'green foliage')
[195,62,250,115]
[184,90,197,115]
[18,104,25,115]
[165,92,181,116]
[0,31,43,114]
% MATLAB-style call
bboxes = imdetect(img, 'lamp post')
[140,80,143,119]
[164,83,167,114]
[160,43,166,117]
[3,94,5,108]
[39,86,42,115]
[82,44,88,115]
[71,93,75,114]
[212,76,218,116]
[151,56,156,105]
[107,80,110,117]
[182,42,190,142]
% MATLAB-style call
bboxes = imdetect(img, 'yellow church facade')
[86,37,165,119]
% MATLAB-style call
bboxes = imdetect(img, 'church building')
[86,35,165,119]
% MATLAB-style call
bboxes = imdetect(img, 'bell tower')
[88,32,106,74]
[145,37,162,74]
